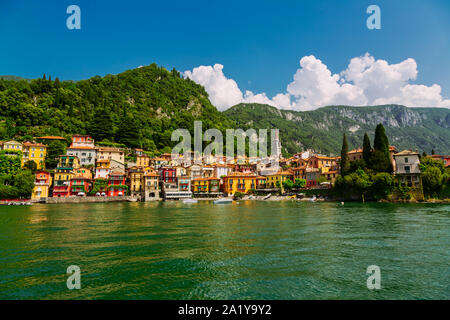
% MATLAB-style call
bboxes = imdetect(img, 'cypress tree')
[431,149,435,155]
[362,133,372,164]
[372,124,392,172]
[340,133,350,176]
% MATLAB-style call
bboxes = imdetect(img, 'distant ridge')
[224,103,450,155]
[0,75,31,81]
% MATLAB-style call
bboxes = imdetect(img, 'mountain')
[0,75,31,81]
[0,64,234,151]
[224,103,450,156]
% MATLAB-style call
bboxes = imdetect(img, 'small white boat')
[263,193,272,200]
[214,198,233,204]
[310,196,317,202]
[183,199,198,204]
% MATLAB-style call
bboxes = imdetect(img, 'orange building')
[222,172,258,196]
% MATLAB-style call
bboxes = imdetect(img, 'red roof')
[37,136,66,140]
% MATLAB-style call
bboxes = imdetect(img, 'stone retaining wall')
[45,196,133,204]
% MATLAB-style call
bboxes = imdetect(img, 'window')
[405,157,409,163]
[405,166,410,173]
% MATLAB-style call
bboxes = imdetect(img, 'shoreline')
[2,196,449,205]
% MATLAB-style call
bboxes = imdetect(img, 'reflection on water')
[0,201,449,299]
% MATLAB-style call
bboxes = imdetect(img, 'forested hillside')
[0,64,234,152]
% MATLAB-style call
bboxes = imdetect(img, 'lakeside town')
[1,126,449,204]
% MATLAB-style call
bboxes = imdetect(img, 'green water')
[0,201,448,299]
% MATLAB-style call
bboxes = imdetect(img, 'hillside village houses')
[1,133,449,201]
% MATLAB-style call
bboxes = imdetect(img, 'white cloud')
[183,64,242,111]
[183,54,450,111]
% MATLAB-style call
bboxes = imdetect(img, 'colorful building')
[178,176,192,192]
[22,141,47,169]
[107,172,127,196]
[67,146,96,166]
[159,167,177,183]
[32,170,52,199]
[94,159,111,179]
[192,177,221,194]
[70,176,91,196]
[265,170,294,189]
[128,166,145,198]
[136,154,150,167]
[96,147,125,165]
[222,172,258,196]
[144,170,160,201]
[2,140,22,152]
[53,155,80,197]
[70,168,92,196]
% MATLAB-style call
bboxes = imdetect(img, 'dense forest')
[0,64,234,152]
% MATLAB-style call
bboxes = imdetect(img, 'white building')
[393,150,421,186]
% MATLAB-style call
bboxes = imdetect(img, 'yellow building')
[192,178,210,193]
[222,172,257,196]
[128,166,145,196]
[52,155,80,197]
[2,140,22,151]
[32,170,52,199]
[22,141,47,169]
[74,167,92,180]
[58,155,80,169]
[266,170,294,188]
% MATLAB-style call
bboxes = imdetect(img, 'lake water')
[0,201,448,299]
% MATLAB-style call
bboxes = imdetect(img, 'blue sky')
[1,0,449,109]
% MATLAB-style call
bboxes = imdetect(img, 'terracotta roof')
[37,136,66,140]
[68,145,95,150]
[192,177,219,181]
[144,174,159,177]
[348,148,363,154]
[110,171,125,176]
[22,141,47,147]
[96,147,124,153]
[313,156,338,160]
[225,172,257,178]
[394,150,420,156]
[71,176,91,180]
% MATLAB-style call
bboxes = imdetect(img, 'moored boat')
[183,199,198,204]
[214,198,233,204]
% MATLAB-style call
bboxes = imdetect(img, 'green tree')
[116,113,141,148]
[23,160,37,173]
[293,178,306,189]
[371,124,392,172]
[88,108,114,141]
[371,172,395,200]
[282,178,294,191]
[45,140,66,169]
[12,170,35,198]
[362,133,372,164]
[422,167,443,198]
[340,133,350,176]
